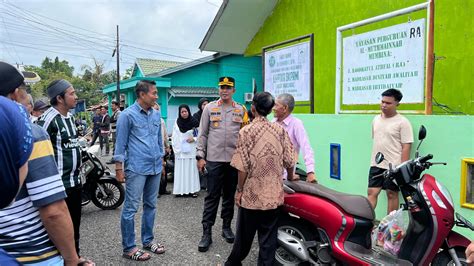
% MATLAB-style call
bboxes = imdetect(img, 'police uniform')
[196,77,248,251]
[196,99,248,162]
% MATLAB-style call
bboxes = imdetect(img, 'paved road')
[79,154,259,265]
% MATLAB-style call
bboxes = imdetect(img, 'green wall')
[216,55,263,104]
[167,62,219,87]
[246,0,473,115]
[293,113,474,238]
[164,54,263,107]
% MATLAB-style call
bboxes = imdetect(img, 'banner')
[343,19,425,105]
[265,41,310,101]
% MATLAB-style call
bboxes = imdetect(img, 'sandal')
[122,248,151,261]
[143,242,166,254]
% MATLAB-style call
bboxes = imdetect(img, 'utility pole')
[113,25,121,104]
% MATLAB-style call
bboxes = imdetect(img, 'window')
[461,158,474,209]
[330,143,341,180]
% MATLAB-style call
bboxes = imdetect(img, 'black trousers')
[111,132,117,154]
[90,130,99,146]
[159,169,168,194]
[199,171,208,190]
[99,134,109,154]
[225,207,281,266]
[65,186,82,256]
[202,161,237,227]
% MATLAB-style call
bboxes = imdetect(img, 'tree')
[40,56,74,77]
[100,69,117,85]
[81,58,104,84]
[26,56,115,107]
[72,78,103,106]
[122,66,134,80]
[26,57,102,105]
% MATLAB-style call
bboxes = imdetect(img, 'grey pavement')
[79,154,259,265]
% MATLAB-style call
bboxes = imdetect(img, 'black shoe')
[198,234,212,252]
[159,190,171,195]
[106,160,115,164]
[222,228,235,243]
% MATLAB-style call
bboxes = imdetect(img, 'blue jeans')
[121,170,160,252]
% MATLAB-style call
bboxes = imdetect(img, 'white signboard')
[265,41,310,101]
[343,19,425,105]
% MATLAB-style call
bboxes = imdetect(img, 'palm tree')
[81,58,104,84]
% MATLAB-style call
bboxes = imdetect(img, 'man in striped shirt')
[0,63,79,265]
[0,96,32,266]
[37,79,85,261]
[0,123,79,265]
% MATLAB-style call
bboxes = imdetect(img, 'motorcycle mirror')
[415,125,427,156]
[375,152,385,164]
[418,125,426,141]
[78,138,88,149]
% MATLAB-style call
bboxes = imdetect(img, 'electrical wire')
[0,39,135,65]
[1,1,258,74]
[4,2,210,56]
[1,14,21,62]
[2,5,204,63]
[1,9,163,67]
[0,9,114,52]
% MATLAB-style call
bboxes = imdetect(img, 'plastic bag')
[372,208,409,255]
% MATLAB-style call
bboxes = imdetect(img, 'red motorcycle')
[276,126,473,265]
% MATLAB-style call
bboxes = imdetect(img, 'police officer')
[196,76,249,252]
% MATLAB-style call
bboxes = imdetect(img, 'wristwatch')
[196,155,203,161]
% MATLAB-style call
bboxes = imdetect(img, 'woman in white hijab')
[172,104,200,197]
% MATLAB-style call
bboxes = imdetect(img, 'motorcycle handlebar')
[378,154,442,185]
[418,154,433,163]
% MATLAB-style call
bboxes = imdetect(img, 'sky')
[0,0,222,75]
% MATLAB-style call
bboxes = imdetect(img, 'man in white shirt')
[368,88,413,214]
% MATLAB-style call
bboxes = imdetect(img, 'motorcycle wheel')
[91,179,125,210]
[275,215,318,266]
[431,249,468,265]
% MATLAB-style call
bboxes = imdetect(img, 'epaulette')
[241,104,249,127]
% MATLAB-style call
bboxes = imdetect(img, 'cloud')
[1,0,221,74]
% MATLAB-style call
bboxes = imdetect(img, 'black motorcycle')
[80,145,124,210]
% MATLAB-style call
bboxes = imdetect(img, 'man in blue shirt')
[114,80,165,261]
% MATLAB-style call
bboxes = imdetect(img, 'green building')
[200,0,473,238]
[102,53,262,132]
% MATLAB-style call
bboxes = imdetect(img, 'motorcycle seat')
[284,180,375,220]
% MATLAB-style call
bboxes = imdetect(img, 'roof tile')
[136,58,182,76]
